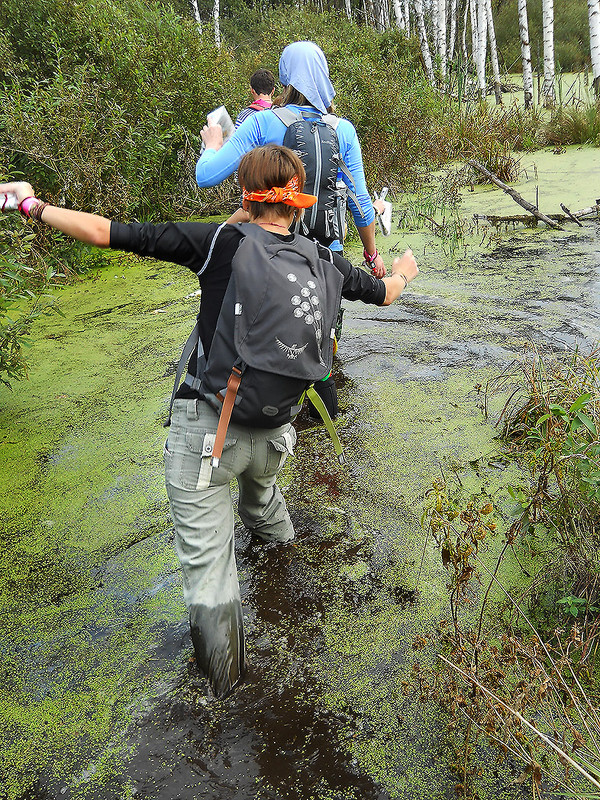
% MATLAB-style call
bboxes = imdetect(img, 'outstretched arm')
[0,181,110,246]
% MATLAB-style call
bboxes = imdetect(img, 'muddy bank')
[2,149,600,799]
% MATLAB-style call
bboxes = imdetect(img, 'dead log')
[560,203,584,227]
[467,160,562,230]
[572,204,600,218]
[474,213,565,227]
[474,203,600,228]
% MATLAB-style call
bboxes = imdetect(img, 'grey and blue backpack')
[167,223,344,464]
[272,107,366,247]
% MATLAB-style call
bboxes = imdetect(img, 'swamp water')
[2,147,600,800]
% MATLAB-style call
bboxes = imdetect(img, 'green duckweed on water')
[1,257,195,798]
[2,148,600,798]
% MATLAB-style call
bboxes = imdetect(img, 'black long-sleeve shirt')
[110,220,386,399]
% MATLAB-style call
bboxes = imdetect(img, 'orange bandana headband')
[242,175,317,209]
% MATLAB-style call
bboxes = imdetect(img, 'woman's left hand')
[201,123,224,152]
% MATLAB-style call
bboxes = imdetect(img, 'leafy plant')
[557,594,600,618]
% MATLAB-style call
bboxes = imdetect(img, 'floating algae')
[2,153,600,798]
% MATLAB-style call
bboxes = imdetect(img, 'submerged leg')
[164,399,250,698]
[166,478,246,698]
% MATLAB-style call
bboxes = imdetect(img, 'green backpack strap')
[306,385,345,465]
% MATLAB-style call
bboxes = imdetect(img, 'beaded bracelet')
[30,201,48,222]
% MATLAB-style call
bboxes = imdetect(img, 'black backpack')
[271,107,366,247]
[166,223,344,464]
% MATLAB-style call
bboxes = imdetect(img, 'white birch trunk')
[469,0,478,69]
[448,0,458,61]
[475,0,488,96]
[433,0,440,56]
[588,0,600,94]
[392,0,406,28]
[380,0,391,30]
[403,0,410,34]
[461,0,469,63]
[190,0,202,34]
[414,0,436,84]
[485,0,502,102]
[213,0,220,46]
[542,0,555,105]
[518,0,534,107]
[438,0,448,77]
[345,0,353,20]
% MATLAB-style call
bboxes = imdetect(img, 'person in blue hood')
[197,41,388,418]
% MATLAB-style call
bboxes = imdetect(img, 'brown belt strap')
[211,367,242,467]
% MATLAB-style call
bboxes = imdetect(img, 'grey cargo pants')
[164,398,296,697]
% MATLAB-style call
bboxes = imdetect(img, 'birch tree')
[471,0,487,97]
[485,0,502,103]
[403,0,411,34]
[213,0,220,46]
[190,0,202,34]
[413,0,436,84]
[588,0,600,95]
[448,0,458,62]
[542,0,555,105]
[518,0,534,107]
[437,0,448,78]
[345,0,353,21]
[392,0,407,29]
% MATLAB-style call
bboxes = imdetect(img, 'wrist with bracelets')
[18,196,48,222]
[363,248,379,273]
[393,271,408,289]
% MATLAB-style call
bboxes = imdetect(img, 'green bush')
[0,215,62,388]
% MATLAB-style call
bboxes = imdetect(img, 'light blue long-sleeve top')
[195,104,375,251]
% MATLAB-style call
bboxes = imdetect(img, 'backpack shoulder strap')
[271,106,304,127]
[321,113,340,130]
[164,222,230,426]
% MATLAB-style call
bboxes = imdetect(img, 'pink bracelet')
[18,196,40,218]
[363,248,379,264]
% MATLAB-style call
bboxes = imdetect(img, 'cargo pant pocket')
[165,432,238,491]
[264,427,297,475]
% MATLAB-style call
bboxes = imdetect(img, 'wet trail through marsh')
[3,151,600,799]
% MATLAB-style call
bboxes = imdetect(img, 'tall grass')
[545,102,600,146]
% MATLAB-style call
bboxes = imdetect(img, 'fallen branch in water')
[467,160,562,229]
[474,203,600,228]
[560,203,584,227]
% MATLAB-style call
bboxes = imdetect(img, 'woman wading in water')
[1,145,417,697]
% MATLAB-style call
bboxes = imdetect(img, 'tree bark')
[542,0,555,105]
[518,0,534,107]
[414,0,436,84]
[213,0,220,47]
[392,0,406,28]
[588,0,600,95]
[448,0,458,61]
[403,0,411,34]
[485,0,502,103]
[190,0,202,34]
[472,0,487,97]
[438,0,448,77]
[468,160,561,228]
